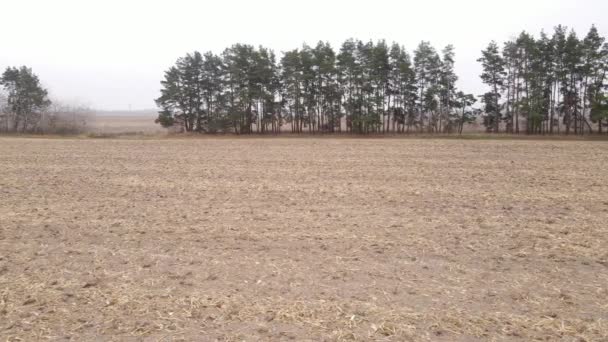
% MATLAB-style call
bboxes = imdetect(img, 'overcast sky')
[1,0,607,111]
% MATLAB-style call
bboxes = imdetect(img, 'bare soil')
[1,137,607,341]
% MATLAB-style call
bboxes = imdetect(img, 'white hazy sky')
[1,0,607,110]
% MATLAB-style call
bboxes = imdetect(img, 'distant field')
[87,113,490,135]
[89,115,166,134]
[1,138,607,340]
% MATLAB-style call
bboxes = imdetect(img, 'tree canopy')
[156,39,475,134]
[0,66,51,133]
[479,25,608,134]
[157,26,608,135]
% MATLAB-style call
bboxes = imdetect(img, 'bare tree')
[39,102,92,134]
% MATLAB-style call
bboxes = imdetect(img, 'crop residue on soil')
[0,137,607,341]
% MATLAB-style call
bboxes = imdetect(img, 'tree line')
[156,25,608,135]
[156,40,478,134]
[0,67,91,134]
[479,25,608,134]
[3,25,606,135]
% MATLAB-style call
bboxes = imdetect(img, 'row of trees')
[158,26,608,135]
[0,67,92,134]
[479,25,608,134]
[156,40,479,134]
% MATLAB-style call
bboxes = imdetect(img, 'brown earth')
[0,137,607,341]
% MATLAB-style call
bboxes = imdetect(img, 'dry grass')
[89,115,167,135]
[1,137,607,341]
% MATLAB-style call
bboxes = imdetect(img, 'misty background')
[1,0,606,111]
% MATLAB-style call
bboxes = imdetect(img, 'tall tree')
[455,91,478,134]
[281,49,304,133]
[562,31,582,134]
[502,40,520,133]
[414,41,440,132]
[0,66,51,132]
[388,43,417,132]
[337,39,360,133]
[222,44,258,133]
[478,41,506,132]
[201,52,226,132]
[439,45,458,132]
[580,25,606,134]
[155,52,205,132]
[590,42,608,133]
